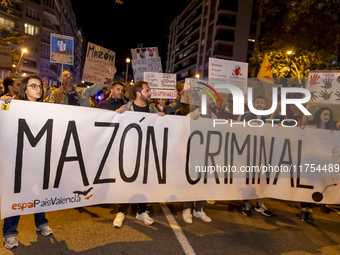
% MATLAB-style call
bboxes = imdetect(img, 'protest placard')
[131,47,159,60]
[131,57,162,82]
[208,57,248,93]
[0,46,12,70]
[143,72,177,99]
[306,70,340,104]
[50,34,74,65]
[82,42,116,85]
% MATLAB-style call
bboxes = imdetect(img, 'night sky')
[70,0,191,75]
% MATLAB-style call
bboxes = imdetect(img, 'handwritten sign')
[82,42,116,85]
[50,34,74,65]
[131,57,162,83]
[208,57,248,94]
[306,70,340,104]
[0,46,12,70]
[144,72,177,99]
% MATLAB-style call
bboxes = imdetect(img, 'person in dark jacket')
[97,81,125,111]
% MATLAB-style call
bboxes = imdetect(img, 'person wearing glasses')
[49,69,114,107]
[0,74,53,249]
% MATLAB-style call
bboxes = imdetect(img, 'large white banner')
[1,101,340,219]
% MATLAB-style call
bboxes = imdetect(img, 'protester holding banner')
[113,81,164,228]
[182,96,216,223]
[49,70,108,107]
[97,81,125,111]
[2,74,53,249]
[155,99,168,112]
[3,77,20,97]
[236,95,274,217]
[298,107,335,222]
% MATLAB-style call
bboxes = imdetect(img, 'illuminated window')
[0,17,14,29]
[24,23,39,35]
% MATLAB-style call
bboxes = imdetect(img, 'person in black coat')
[97,81,125,111]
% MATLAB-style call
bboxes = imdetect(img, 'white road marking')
[160,203,196,255]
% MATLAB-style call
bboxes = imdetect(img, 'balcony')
[174,58,197,73]
[213,49,233,57]
[0,4,22,18]
[42,37,50,44]
[41,52,50,59]
[177,0,201,24]
[215,31,235,43]
[175,35,199,55]
[174,46,198,64]
[177,23,200,45]
[43,5,61,25]
[216,15,236,27]
[219,0,238,12]
[43,21,57,32]
[177,8,202,36]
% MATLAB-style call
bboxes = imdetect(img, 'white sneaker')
[182,208,193,224]
[193,210,212,222]
[4,236,19,249]
[114,212,125,228]
[36,225,53,236]
[136,212,154,225]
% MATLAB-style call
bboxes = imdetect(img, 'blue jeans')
[3,213,48,238]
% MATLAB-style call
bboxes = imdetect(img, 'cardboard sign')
[82,42,116,85]
[50,34,74,65]
[144,72,177,99]
[306,70,340,104]
[131,57,162,83]
[131,47,159,60]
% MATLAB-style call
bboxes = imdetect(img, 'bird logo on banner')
[257,53,274,83]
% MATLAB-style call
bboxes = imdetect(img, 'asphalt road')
[1,199,340,255]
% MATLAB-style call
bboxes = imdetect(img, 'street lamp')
[125,58,130,83]
[196,74,200,79]
[16,48,27,75]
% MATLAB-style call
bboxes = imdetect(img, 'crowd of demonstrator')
[1,70,339,249]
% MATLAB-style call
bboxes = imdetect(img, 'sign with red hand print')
[208,57,248,94]
[306,71,340,104]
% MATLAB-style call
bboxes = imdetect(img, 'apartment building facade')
[0,0,86,85]
[166,0,261,82]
